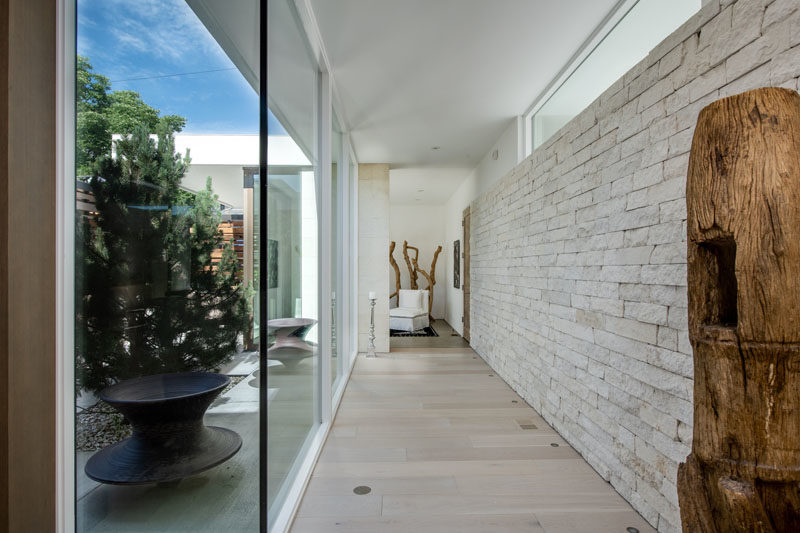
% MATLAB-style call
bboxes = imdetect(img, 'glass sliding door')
[69,0,354,531]
[74,0,261,531]
[266,0,321,529]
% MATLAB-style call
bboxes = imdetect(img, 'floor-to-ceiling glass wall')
[73,0,261,530]
[68,1,356,531]
[266,0,321,528]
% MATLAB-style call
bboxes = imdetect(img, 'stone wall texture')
[358,164,390,352]
[469,1,800,531]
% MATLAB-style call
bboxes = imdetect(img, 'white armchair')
[389,289,430,332]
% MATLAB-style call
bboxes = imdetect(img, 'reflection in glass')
[266,0,321,528]
[74,0,260,530]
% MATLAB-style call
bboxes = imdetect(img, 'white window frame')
[347,139,359,371]
[56,0,76,530]
[331,105,348,406]
[522,0,637,156]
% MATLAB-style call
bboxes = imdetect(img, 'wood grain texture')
[291,349,654,533]
[397,241,442,320]
[402,241,419,290]
[389,241,401,302]
[411,245,442,319]
[679,88,800,532]
[4,0,57,530]
[0,0,9,530]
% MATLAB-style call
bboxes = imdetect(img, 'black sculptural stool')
[267,318,317,368]
[85,372,242,485]
[267,317,317,339]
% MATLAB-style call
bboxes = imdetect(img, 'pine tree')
[76,69,249,393]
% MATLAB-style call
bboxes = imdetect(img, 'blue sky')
[78,0,286,135]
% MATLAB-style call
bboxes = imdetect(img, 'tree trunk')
[679,87,800,532]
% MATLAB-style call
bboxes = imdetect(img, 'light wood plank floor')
[290,349,655,533]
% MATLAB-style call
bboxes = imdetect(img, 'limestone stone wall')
[358,164,390,352]
[469,1,800,531]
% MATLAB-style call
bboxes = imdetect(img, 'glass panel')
[74,0,260,531]
[331,113,343,389]
[349,156,358,366]
[532,0,700,150]
[266,0,320,528]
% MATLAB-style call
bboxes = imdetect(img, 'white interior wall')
[389,204,446,319]
[183,164,246,208]
[443,117,522,333]
[443,172,476,335]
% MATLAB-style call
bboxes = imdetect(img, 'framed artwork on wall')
[453,239,460,288]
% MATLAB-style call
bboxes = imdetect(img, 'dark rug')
[390,326,438,337]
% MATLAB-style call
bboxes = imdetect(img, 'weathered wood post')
[678,87,800,532]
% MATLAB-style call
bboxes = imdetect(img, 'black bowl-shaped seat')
[85,372,242,485]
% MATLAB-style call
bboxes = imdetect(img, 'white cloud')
[101,0,232,66]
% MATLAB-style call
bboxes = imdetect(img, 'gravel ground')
[76,375,246,452]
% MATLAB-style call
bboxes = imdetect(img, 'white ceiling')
[390,167,472,205]
[310,0,619,168]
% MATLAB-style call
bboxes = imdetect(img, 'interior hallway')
[290,348,654,532]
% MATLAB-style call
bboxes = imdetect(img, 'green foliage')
[76,56,186,175]
[77,56,111,113]
[75,62,248,393]
[76,111,111,171]
[106,90,160,133]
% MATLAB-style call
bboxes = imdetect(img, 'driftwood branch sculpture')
[391,241,443,319]
[411,245,442,319]
[389,241,401,302]
[677,87,800,532]
[402,240,419,290]
[430,245,441,287]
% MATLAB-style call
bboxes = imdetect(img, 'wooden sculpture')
[402,240,420,289]
[389,241,401,302]
[412,245,442,320]
[390,240,442,320]
[678,87,800,532]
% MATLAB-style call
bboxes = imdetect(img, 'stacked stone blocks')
[469,1,800,531]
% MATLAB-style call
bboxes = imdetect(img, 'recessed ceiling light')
[431,146,440,150]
